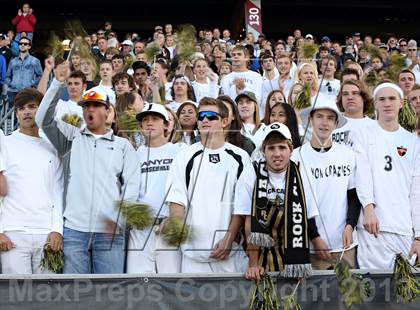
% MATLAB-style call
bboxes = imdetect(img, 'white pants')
[181,248,249,273]
[1,232,52,274]
[127,227,181,273]
[357,228,412,270]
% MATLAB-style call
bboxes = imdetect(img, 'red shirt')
[12,14,37,33]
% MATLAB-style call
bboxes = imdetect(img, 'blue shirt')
[0,55,6,88]
[5,53,42,92]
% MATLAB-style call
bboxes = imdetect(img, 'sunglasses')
[82,91,108,103]
[19,42,30,46]
[197,111,221,121]
[408,49,417,52]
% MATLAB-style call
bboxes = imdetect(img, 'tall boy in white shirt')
[354,82,420,269]
[0,88,63,274]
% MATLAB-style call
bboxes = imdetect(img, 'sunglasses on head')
[197,111,221,121]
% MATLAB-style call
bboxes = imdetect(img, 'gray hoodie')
[35,78,140,233]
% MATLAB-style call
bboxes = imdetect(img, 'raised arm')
[35,61,77,156]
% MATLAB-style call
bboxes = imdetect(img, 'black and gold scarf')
[248,160,312,278]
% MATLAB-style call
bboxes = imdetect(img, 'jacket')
[35,78,140,233]
[5,53,42,92]
[12,14,36,33]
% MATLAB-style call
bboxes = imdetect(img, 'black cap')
[0,34,5,40]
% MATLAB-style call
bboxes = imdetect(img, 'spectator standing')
[0,89,63,274]
[12,3,36,42]
[5,37,42,110]
[35,62,140,274]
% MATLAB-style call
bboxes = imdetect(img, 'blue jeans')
[16,32,33,42]
[63,227,125,274]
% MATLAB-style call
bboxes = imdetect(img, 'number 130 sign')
[245,0,262,37]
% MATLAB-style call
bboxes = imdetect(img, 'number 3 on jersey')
[384,155,392,171]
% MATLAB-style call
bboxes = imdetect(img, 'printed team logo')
[209,154,220,163]
[270,123,280,129]
[397,146,407,157]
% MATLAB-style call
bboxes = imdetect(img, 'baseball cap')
[122,40,133,46]
[305,34,314,39]
[79,86,113,107]
[0,34,5,40]
[321,36,331,42]
[136,103,170,122]
[261,122,292,143]
[353,32,361,37]
[235,91,257,103]
[300,93,347,128]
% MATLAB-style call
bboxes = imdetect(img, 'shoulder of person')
[112,134,136,151]
[224,142,251,160]
[332,141,356,157]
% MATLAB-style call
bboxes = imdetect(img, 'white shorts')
[1,232,52,274]
[127,226,181,274]
[181,248,249,273]
[357,228,412,270]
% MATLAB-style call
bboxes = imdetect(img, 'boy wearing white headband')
[354,81,420,269]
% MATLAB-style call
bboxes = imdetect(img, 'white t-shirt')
[318,78,340,100]
[165,101,181,112]
[353,122,420,236]
[291,142,357,252]
[220,70,263,104]
[242,123,266,150]
[165,142,251,262]
[165,82,173,101]
[261,78,279,118]
[1,131,63,234]
[0,129,5,172]
[137,143,184,218]
[192,78,220,103]
[332,116,374,146]
[55,99,85,127]
[234,165,286,215]
[97,83,116,106]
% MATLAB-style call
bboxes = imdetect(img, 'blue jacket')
[0,55,6,88]
[5,53,42,92]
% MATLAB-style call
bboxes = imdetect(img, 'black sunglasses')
[19,42,30,46]
[197,111,221,121]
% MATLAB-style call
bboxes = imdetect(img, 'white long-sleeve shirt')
[353,122,420,237]
[0,131,63,234]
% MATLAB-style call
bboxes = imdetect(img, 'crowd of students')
[0,12,419,278]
